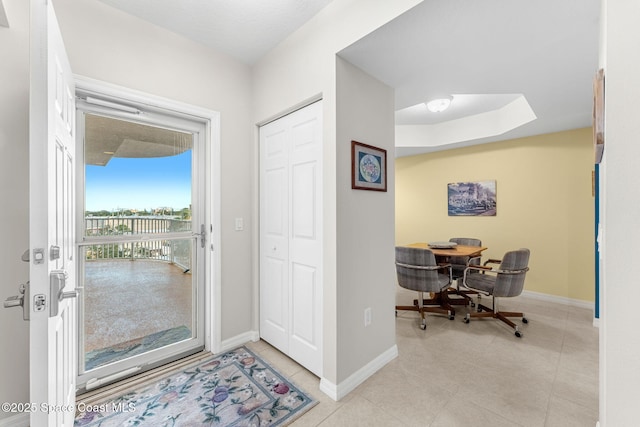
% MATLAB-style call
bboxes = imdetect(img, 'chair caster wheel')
[420,323,427,330]
[515,331,522,338]
[470,302,476,308]
[449,315,455,320]
[464,314,470,324]
[522,317,528,324]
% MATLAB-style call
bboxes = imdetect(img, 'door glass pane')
[84,113,193,224]
[80,113,196,373]
[80,239,195,371]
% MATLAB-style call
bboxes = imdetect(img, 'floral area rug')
[75,346,317,426]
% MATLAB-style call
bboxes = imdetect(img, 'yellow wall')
[396,128,595,302]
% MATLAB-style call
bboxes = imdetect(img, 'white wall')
[252,0,421,389]
[335,57,397,381]
[0,0,30,421]
[599,1,640,425]
[51,0,254,342]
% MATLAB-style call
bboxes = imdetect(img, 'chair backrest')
[395,246,444,293]
[493,248,530,297]
[449,237,482,247]
[449,237,482,268]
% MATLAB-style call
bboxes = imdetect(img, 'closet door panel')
[287,101,323,376]
[259,122,290,352]
[259,100,322,376]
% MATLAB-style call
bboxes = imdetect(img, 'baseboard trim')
[0,413,29,427]
[522,290,594,310]
[219,330,260,353]
[319,344,398,401]
[521,290,598,325]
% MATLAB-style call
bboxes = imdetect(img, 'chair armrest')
[465,264,493,272]
[494,266,530,275]
[438,263,453,282]
[466,256,482,266]
[460,266,493,295]
[395,261,452,283]
[483,258,502,266]
[396,262,446,271]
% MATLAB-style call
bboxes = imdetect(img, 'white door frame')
[74,76,222,356]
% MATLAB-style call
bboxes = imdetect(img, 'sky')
[85,150,192,212]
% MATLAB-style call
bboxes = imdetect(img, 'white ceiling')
[97,0,335,65]
[339,0,601,156]
[97,0,601,157]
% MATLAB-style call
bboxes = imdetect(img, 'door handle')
[50,270,79,317]
[3,282,30,321]
[199,224,206,248]
[61,289,79,300]
[4,295,23,308]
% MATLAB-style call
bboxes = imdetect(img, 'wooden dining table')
[403,242,487,259]
[400,242,488,314]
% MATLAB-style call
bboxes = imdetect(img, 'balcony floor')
[82,259,193,359]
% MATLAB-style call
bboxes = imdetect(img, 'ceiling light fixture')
[425,97,452,113]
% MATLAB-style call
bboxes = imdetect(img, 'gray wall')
[336,57,396,381]
[0,0,30,420]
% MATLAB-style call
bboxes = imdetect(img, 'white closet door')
[259,101,323,376]
[260,120,290,353]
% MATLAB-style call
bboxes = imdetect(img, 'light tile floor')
[246,294,599,427]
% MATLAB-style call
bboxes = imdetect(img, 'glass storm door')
[76,103,206,391]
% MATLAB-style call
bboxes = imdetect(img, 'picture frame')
[351,140,387,192]
[593,68,605,164]
[448,180,496,216]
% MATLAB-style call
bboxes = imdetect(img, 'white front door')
[259,101,323,376]
[29,1,77,425]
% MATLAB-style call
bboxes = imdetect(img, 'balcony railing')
[83,216,192,270]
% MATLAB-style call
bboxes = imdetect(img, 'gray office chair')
[448,237,482,305]
[395,246,454,330]
[449,237,482,278]
[461,248,530,337]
